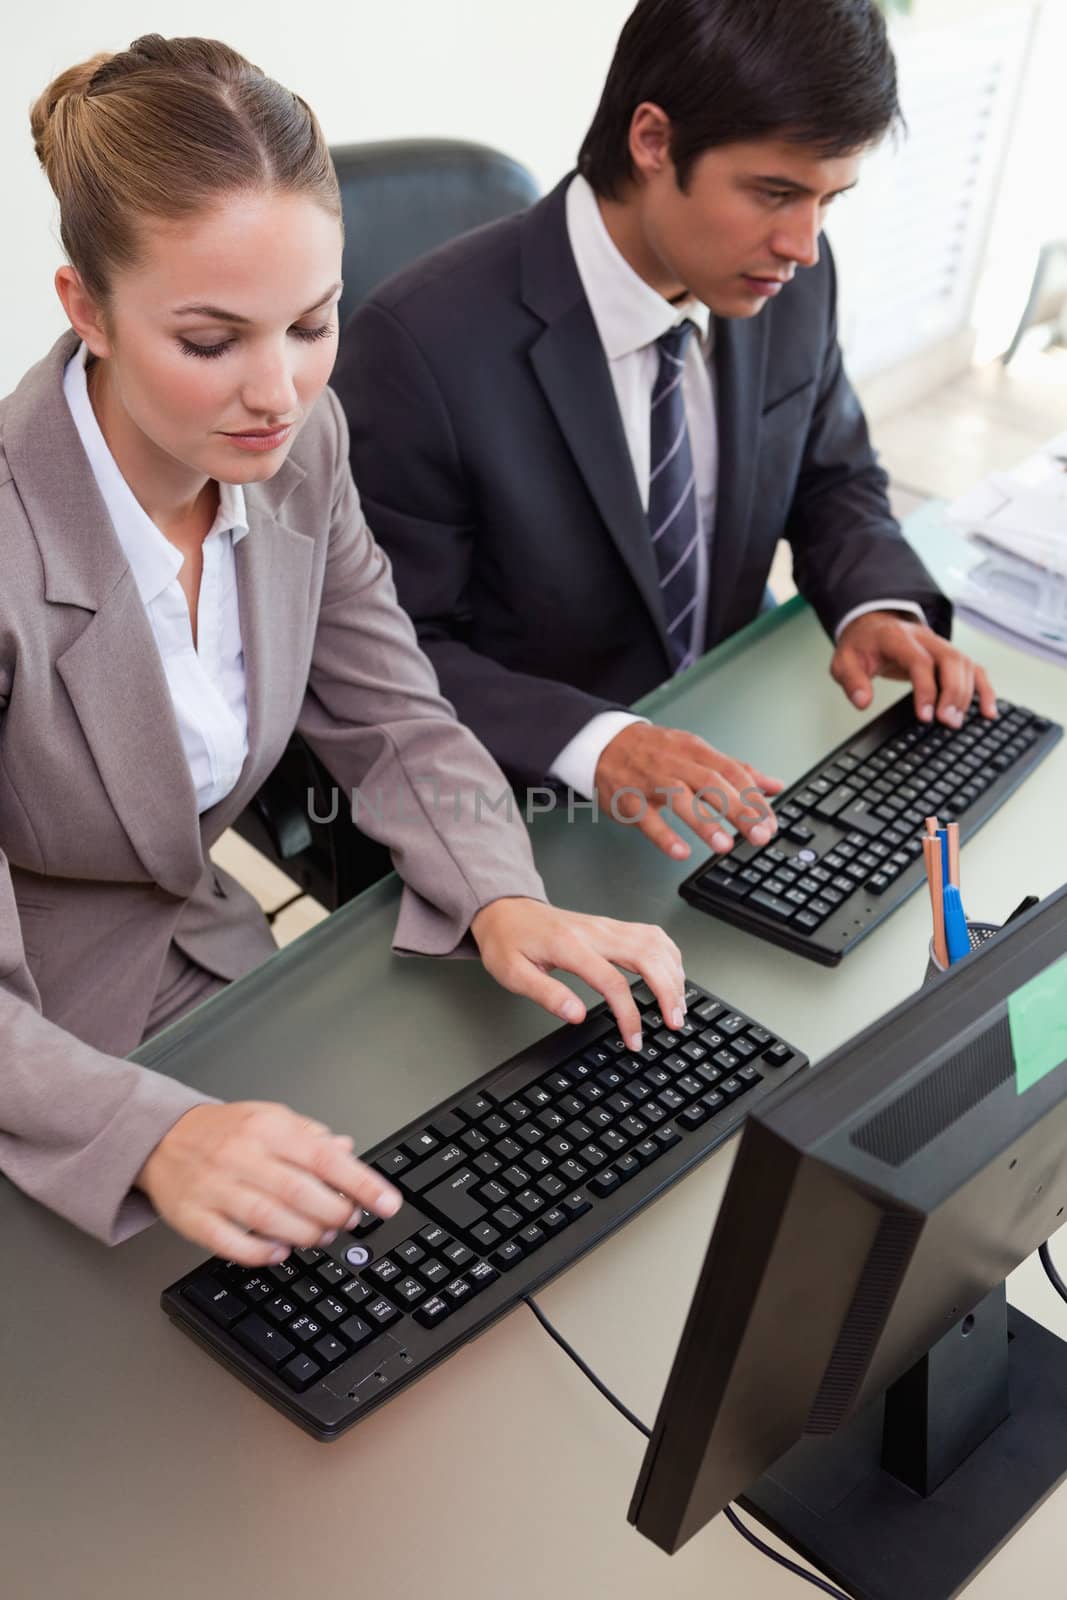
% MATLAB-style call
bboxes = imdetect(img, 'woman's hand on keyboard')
[470,898,686,1050]
[135,1102,402,1267]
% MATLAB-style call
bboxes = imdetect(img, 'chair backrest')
[331,138,540,329]
[233,139,540,911]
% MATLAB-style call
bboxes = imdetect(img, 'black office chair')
[234,140,540,914]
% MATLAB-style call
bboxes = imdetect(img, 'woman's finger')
[578,920,687,1030]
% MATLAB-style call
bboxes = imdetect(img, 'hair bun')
[29,53,112,170]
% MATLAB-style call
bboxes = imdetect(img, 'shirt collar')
[565,173,711,362]
[62,341,249,607]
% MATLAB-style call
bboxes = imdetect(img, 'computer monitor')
[629,883,1067,1600]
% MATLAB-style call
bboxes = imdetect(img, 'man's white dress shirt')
[64,342,250,814]
[548,174,923,799]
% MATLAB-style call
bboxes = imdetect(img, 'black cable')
[1040,1240,1067,1307]
[524,1295,853,1600]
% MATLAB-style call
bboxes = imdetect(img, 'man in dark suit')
[333,0,996,866]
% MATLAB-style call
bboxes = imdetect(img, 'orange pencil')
[947,822,960,888]
[925,816,939,838]
[924,836,948,967]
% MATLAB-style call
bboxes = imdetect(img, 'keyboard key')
[375,1148,412,1178]
[402,1142,467,1194]
[467,1260,500,1292]
[422,1169,487,1231]
[365,1297,400,1329]
[352,1213,383,1239]
[395,1239,427,1267]
[293,1247,326,1268]
[420,1259,450,1286]
[478,1180,511,1208]
[457,1093,494,1122]
[750,889,796,921]
[233,1315,295,1371]
[315,1261,347,1287]
[764,1043,795,1068]
[266,1259,300,1286]
[418,1224,451,1251]
[678,1103,711,1130]
[538,1173,567,1200]
[562,1192,593,1222]
[492,1241,525,1270]
[393,1276,427,1306]
[401,1130,441,1160]
[293,1278,323,1306]
[313,1335,346,1365]
[316,1296,348,1325]
[443,1241,474,1268]
[287,1314,324,1346]
[338,1314,374,1349]
[615,1153,642,1181]
[281,1353,322,1390]
[368,1258,402,1286]
[654,1125,682,1152]
[182,1277,246,1329]
[445,1276,474,1307]
[837,802,884,838]
[493,1205,523,1233]
[264,1294,298,1325]
[589,1169,621,1197]
[239,1276,273,1304]
[415,1296,452,1329]
[540,1207,570,1234]
[430,1111,466,1140]
[470,1221,501,1250]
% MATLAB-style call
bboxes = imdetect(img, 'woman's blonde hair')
[30,34,341,300]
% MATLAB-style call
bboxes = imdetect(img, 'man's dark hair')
[578,0,901,198]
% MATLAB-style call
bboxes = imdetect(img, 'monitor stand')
[740,1284,1067,1600]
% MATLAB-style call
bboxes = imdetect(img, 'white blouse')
[63,342,250,814]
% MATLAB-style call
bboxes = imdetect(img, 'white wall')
[0,0,1047,396]
[0,0,635,393]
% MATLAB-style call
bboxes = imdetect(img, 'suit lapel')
[706,312,770,645]
[55,590,204,897]
[5,332,313,892]
[521,182,673,667]
[5,335,205,895]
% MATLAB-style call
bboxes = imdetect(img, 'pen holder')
[923,922,1001,986]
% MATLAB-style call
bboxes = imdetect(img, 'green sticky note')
[1010,953,1067,1096]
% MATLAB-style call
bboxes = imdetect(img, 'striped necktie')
[648,322,700,673]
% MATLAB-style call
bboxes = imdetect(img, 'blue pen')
[938,828,950,884]
[943,884,970,965]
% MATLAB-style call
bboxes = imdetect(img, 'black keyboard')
[680,694,1061,965]
[162,979,807,1439]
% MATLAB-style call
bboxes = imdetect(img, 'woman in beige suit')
[1,36,687,1266]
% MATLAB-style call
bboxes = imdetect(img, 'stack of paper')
[945,434,1067,660]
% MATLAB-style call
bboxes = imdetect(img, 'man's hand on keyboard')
[136,1103,403,1267]
[832,613,998,727]
[592,723,785,861]
[470,898,686,1050]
